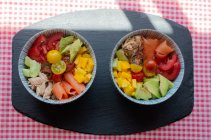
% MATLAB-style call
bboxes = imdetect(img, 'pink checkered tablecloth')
[0,0,210,139]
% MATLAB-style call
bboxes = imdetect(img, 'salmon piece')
[156,41,174,56]
[61,81,76,95]
[143,38,160,60]
[64,72,86,94]
[52,82,68,100]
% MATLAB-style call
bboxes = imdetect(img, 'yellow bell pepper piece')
[131,64,142,73]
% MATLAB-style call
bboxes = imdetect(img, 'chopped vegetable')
[23,56,41,78]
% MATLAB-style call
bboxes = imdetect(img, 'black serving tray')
[12,9,194,135]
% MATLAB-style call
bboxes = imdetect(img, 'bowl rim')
[18,29,97,105]
[110,29,185,105]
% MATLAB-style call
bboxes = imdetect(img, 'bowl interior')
[18,29,97,105]
[110,29,185,105]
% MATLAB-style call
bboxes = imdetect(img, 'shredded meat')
[122,35,144,65]
[43,82,53,99]
[36,82,46,96]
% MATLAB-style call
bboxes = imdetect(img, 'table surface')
[0,0,210,140]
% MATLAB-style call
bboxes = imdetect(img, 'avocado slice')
[158,74,174,97]
[144,76,159,83]
[59,36,74,52]
[23,56,41,78]
[61,39,83,62]
[134,83,152,100]
[116,49,128,61]
[144,79,161,98]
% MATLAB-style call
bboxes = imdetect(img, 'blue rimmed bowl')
[18,29,97,105]
[110,29,184,105]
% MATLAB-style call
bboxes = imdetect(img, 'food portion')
[23,32,94,100]
[113,35,180,100]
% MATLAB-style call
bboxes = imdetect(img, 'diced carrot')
[156,41,174,56]
[143,38,160,60]
[64,72,86,94]
[52,82,68,100]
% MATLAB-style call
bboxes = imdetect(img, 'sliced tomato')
[32,35,47,47]
[132,71,144,82]
[28,35,47,63]
[158,53,178,71]
[52,74,63,83]
[157,61,180,81]
[27,46,45,63]
[47,32,64,51]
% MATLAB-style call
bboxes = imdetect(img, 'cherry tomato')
[145,60,157,71]
[47,50,62,64]
[52,74,62,83]
[47,32,64,51]
[158,53,177,71]
[157,61,180,81]
[51,60,66,74]
[132,71,144,82]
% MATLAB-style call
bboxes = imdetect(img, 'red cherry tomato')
[52,74,63,83]
[157,61,180,81]
[158,53,178,71]
[132,71,144,82]
[145,60,157,71]
[47,32,64,51]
